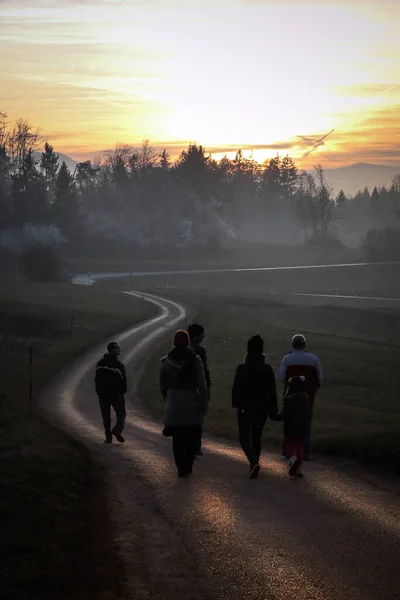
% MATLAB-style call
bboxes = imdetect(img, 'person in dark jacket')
[188,323,211,456]
[95,342,127,444]
[188,324,211,390]
[160,330,208,478]
[232,335,278,479]
[275,376,311,477]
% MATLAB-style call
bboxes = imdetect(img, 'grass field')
[98,261,400,304]
[0,282,156,600]
[137,290,400,474]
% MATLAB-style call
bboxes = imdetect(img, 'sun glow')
[1,0,399,167]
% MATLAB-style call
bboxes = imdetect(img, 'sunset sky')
[1,0,399,168]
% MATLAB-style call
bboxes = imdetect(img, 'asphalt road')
[41,291,400,600]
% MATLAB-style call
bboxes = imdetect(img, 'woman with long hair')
[160,330,209,477]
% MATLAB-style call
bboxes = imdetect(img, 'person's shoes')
[104,434,112,444]
[289,457,300,476]
[249,463,261,479]
[196,449,203,456]
[294,471,304,478]
[112,429,125,443]
[178,469,188,478]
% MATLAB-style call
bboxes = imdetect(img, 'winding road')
[41,291,400,600]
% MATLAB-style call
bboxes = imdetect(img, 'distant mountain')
[321,163,400,197]
[33,151,78,173]
[55,153,78,173]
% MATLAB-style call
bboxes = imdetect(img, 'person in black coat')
[275,376,311,477]
[95,341,127,444]
[232,335,278,479]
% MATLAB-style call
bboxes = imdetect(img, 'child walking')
[275,376,311,477]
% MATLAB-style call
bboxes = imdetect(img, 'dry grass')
[0,282,156,600]
[138,291,400,473]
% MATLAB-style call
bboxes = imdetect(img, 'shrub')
[20,243,66,282]
[362,227,400,261]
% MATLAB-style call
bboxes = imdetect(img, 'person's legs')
[295,439,304,463]
[285,435,296,460]
[110,395,126,442]
[237,410,256,465]
[172,428,187,475]
[98,397,112,441]
[250,414,267,464]
[303,408,313,460]
[185,425,202,474]
[112,395,126,434]
[294,438,304,477]
[287,436,302,476]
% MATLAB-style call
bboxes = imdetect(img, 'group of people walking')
[94,325,323,480]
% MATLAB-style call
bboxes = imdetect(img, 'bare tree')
[0,112,8,148]
[103,143,134,189]
[0,114,12,223]
[103,143,134,171]
[138,139,159,171]
[6,119,43,173]
[295,166,337,241]
[295,171,315,240]
[314,165,337,238]
[391,174,400,195]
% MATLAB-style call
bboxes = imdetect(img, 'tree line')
[1,114,399,265]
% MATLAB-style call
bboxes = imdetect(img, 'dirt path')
[41,291,400,600]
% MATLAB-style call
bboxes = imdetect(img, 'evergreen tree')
[280,154,298,202]
[371,186,379,204]
[160,149,171,171]
[40,142,59,200]
[336,189,347,204]
[259,155,282,212]
[175,144,211,208]
[54,161,78,234]
[75,160,99,193]
[370,186,380,220]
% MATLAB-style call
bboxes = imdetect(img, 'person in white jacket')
[277,334,323,460]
